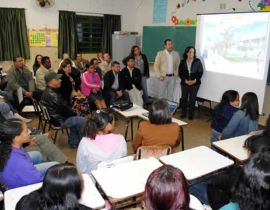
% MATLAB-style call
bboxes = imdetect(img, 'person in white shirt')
[76,109,127,174]
[154,39,180,101]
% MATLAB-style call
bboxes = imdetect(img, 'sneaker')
[13,113,32,123]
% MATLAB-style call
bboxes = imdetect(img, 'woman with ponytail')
[76,109,127,174]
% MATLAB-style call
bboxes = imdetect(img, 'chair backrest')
[32,98,41,113]
[39,104,51,121]
[135,145,172,160]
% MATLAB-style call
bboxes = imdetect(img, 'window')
[76,15,103,53]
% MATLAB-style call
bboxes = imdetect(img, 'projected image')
[199,13,269,80]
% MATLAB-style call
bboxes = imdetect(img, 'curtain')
[102,14,121,55]
[58,11,77,59]
[0,8,30,61]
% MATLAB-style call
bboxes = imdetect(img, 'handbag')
[111,99,133,111]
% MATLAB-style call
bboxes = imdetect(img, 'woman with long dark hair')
[32,54,42,76]
[221,92,259,139]
[219,152,270,210]
[76,109,127,173]
[123,45,150,104]
[144,165,204,210]
[58,58,81,104]
[0,119,57,189]
[211,90,239,142]
[16,163,91,210]
[179,46,203,120]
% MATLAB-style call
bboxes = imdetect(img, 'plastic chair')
[135,145,172,160]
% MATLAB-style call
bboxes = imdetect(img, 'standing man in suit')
[154,39,180,101]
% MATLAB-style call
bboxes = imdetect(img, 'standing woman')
[123,46,150,104]
[32,54,43,76]
[58,58,81,105]
[179,46,203,120]
[221,92,259,139]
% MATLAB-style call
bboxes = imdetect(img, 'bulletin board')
[28,28,58,47]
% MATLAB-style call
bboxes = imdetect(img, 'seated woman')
[0,119,58,189]
[144,165,204,210]
[219,151,270,210]
[58,58,81,105]
[133,99,180,152]
[76,109,127,174]
[207,133,270,209]
[81,62,106,109]
[221,92,259,139]
[211,90,239,143]
[16,163,91,210]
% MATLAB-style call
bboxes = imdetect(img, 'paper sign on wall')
[28,28,58,47]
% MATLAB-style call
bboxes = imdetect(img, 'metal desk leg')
[124,118,130,141]
[131,117,134,141]
[180,126,185,150]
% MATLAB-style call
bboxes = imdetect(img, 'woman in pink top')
[76,109,127,173]
[81,62,106,109]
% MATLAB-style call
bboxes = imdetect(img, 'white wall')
[0,0,136,31]
[135,0,259,34]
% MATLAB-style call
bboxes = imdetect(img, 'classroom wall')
[0,0,137,71]
[135,0,258,34]
[135,0,270,121]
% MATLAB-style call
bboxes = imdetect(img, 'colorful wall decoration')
[257,0,270,11]
[170,0,200,26]
[28,28,58,47]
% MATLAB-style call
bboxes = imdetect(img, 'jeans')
[189,179,210,205]
[61,116,85,146]
[28,151,59,175]
[25,134,68,163]
[181,84,200,117]
[141,76,149,103]
[211,129,221,144]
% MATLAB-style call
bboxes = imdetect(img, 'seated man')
[40,71,85,148]
[119,56,143,107]
[35,56,53,92]
[7,56,40,109]
[99,52,111,76]
[73,53,88,73]
[103,61,130,105]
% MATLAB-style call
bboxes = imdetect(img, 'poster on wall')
[28,28,58,47]
[153,0,168,23]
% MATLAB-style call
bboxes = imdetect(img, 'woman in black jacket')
[58,59,80,105]
[123,45,150,104]
[178,46,203,120]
